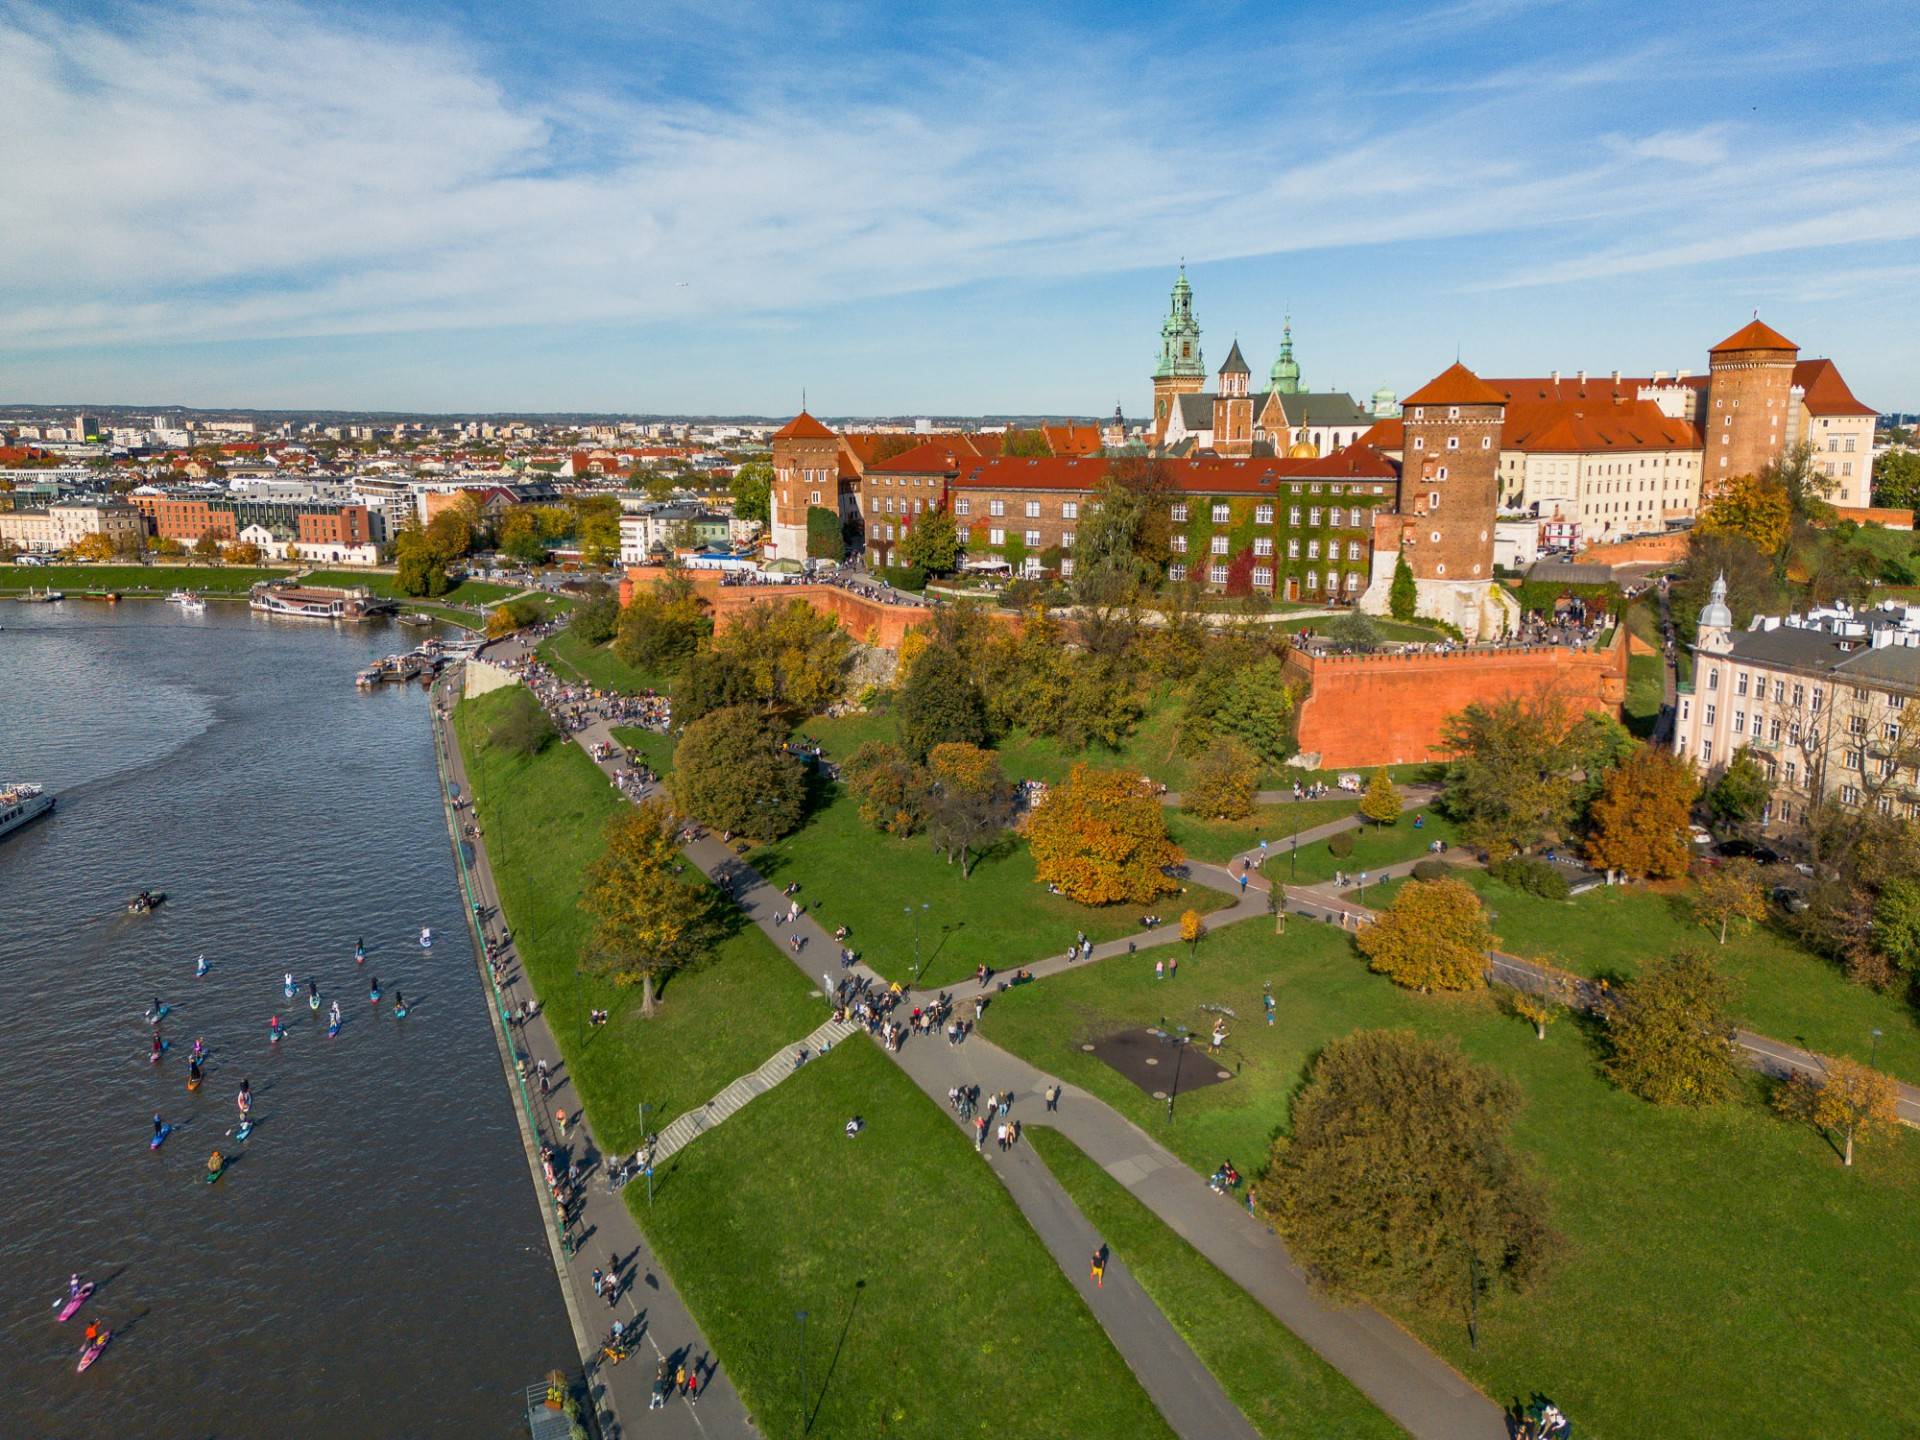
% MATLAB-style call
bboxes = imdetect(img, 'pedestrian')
[1090,1247,1106,1288]
[650,1361,670,1409]
[974,1114,987,1150]
[1263,991,1276,1026]
[997,1121,1009,1151]
[1045,1084,1059,1112]
[591,1266,605,1297]
[675,1363,686,1395]
[1154,957,1164,981]
[1237,871,1248,894]
[1168,953,1178,979]
[685,1368,701,1405]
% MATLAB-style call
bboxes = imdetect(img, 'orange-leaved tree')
[1772,1055,1900,1167]
[1585,747,1696,880]
[581,800,715,1017]
[1027,763,1182,905]
[1356,877,1491,993]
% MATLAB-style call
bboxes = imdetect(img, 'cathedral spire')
[1270,314,1302,395]
[1154,265,1204,380]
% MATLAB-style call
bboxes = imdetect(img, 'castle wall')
[1284,630,1627,769]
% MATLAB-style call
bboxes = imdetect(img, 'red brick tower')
[1396,361,1504,586]
[770,411,840,561]
[1703,318,1798,492]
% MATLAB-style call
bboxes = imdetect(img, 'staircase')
[651,1015,864,1164]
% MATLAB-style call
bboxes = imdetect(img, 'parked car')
[1771,885,1810,914]
[1717,839,1781,865]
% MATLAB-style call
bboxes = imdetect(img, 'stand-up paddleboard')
[146,1004,170,1022]
[56,1283,95,1321]
[187,1075,200,1092]
[420,927,433,949]
[76,1331,111,1371]
[308,994,320,1012]
[327,1022,341,1037]
[148,1040,170,1064]
[394,1004,409,1019]
[150,1124,172,1150]
[234,1119,252,1142]
[204,1159,226,1185]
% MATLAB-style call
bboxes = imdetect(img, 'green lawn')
[795,708,898,761]
[746,780,1227,989]
[1028,1129,1404,1440]
[0,562,288,592]
[635,1040,1174,1440]
[454,687,821,1142]
[610,724,676,778]
[980,919,1920,1440]
[302,567,404,596]
[536,628,671,694]
[1624,653,1664,739]
[1449,871,1920,1086]
[1267,809,1458,886]
[446,577,522,606]
[1166,798,1357,864]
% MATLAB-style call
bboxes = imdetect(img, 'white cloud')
[0,0,1916,358]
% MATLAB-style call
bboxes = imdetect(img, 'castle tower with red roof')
[770,410,841,561]
[1703,318,1798,492]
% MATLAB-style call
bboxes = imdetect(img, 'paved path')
[549,696,1504,1440]
[434,671,753,1439]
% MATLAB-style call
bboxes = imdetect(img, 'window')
[1305,570,1318,590]
[1348,541,1363,561]
[1211,535,1229,555]
[1211,503,1230,523]
[1850,715,1867,736]
[1707,667,1719,691]
[1060,557,1074,577]
[1791,683,1804,706]
[1751,714,1763,738]
[989,527,1005,545]
[1253,537,1273,557]
[1704,704,1716,726]
[1784,760,1796,784]
[1328,507,1343,526]
[1252,566,1273,589]
[955,498,970,515]
[1412,437,1424,450]
[1307,540,1320,560]
[1061,501,1078,520]
[1060,531,1074,548]
[1346,571,1362,591]
[1735,672,1748,696]
[1287,539,1300,558]
[1309,508,1322,526]
[811,490,821,504]
[1255,504,1273,525]
[1209,564,1229,586]
[989,499,1005,517]
[1842,785,1862,805]
[1168,563,1187,582]
[1788,722,1802,745]
[1773,680,1785,703]
[1289,507,1302,525]
[1769,718,1782,743]
[1024,501,1040,518]
[1701,738,1713,764]
[1880,757,1896,778]
[1170,534,1187,554]
[1482,436,1492,449]
[1170,502,1188,522]
[1878,793,1894,814]
[1447,406,1459,419]
[1845,750,1863,771]
[1889,691,1905,708]
[1446,436,1460,451]
[1733,711,1744,733]
[1021,530,1038,548]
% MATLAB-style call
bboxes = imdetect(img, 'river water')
[0,601,570,1436]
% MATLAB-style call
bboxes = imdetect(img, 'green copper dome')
[1269,317,1301,395]
[1154,265,1204,380]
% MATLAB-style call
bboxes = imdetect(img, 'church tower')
[1151,266,1205,446]
[1269,317,1302,395]
[1212,340,1254,456]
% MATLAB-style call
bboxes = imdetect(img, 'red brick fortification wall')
[1576,532,1689,567]
[1285,631,1627,769]
[709,584,934,649]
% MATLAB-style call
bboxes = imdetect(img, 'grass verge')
[1167,798,1356,864]
[0,562,288,592]
[537,628,670,694]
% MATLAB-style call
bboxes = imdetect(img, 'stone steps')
[651,1015,863,1163]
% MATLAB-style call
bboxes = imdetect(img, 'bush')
[881,565,927,592]
[1491,855,1571,900]
[1411,858,1451,881]
[1328,830,1356,859]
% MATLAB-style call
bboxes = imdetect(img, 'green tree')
[1183,737,1257,820]
[1260,1029,1557,1308]
[1002,427,1050,457]
[672,649,758,726]
[569,593,620,646]
[497,508,548,564]
[1705,745,1772,832]
[1438,695,1580,861]
[394,524,452,596]
[1601,948,1741,1106]
[895,642,989,760]
[1213,656,1296,765]
[1358,769,1402,825]
[581,801,715,1016]
[1356,877,1491,993]
[426,506,473,561]
[1071,459,1176,603]
[1326,610,1383,652]
[729,461,773,524]
[1872,449,1920,510]
[901,508,961,575]
[842,740,927,836]
[614,586,709,674]
[669,705,806,839]
[1389,552,1417,620]
[642,470,678,505]
[805,505,843,562]
[709,599,852,718]
[923,742,1014,877]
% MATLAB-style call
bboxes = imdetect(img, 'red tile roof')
[1710,318,1796,353]
[1402,362,1507,407]
[863,440,968,475]
[949,446,1397,494]
[1501,398,1699,453]
[1793,358,1876,417]
[1042,423,1102,456]
[1358,418,1404,449]
[772,411,836,441]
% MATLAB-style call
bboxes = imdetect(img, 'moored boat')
[0,782,55,840]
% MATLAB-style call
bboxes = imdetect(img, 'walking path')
[556,703,1504,1440]
[433,670,753,1439]
[651,1015,863,1164]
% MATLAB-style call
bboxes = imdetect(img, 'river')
[0,600,571,1436]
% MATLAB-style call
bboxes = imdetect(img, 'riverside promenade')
[430,665,753,1440]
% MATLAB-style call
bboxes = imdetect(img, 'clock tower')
[1151,266,1206,446]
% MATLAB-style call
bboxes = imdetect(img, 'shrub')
[881,565,928,592]
[1411,858,1451,881]
[1491,855,1570,900]
[1328,830,1356,859]
[490,693,555,757]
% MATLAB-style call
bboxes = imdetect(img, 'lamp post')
[796,1309,810,1431]
[636,1101,657,1207]
[907,902,930,982]
[1290,831,1298,882]
[1160,1022,1192,1123]
[1870,1027,1883,1070]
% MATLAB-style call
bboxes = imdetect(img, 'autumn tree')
[71,532,116,560]
[484,603,521,639]
[1356,877,1491,993]
[1359,769,1402,826]
[225,541,264,565]
[1438,695,1581,860]
[1696,472,1791,555]
[900,508,961,575]
[1183,737,1257,820]
[895,641,989,760]
[581,801,715,1016]
[1601,948,1740,1106]
[569,593,619,646]
[1259,1029,1557,1308]
[1693,857,1768,943]
[1179,907,1206,961]
[1585,747,1696,879]
[615,582,710,674]
[669,705,806,839]
[1772,1056,1900,1167]
[922,742,1015,877]
[193,531,223,561]
[1026,764,1182,905]
[841,741,925,836]
[709,598,852,718]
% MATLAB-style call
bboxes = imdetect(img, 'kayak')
[56,1283,95,1321]
[150,1124,172,1150]
[76,1332,111,1372]
[187,1075,201,1092]
[308,994,320,1011]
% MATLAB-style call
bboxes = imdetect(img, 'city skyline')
[3,0,1917,414]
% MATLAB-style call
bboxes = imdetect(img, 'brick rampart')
[618,566,938,649]
[1576,532,1689,567]
[1285,631,1627,769]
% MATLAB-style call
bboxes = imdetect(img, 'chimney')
[1611,369,1621,384]
[1550,369,1560,385]
[1577,369,1586,385]
[1677,369,1690,381]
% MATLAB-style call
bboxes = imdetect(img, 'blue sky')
[1,0,1915,415]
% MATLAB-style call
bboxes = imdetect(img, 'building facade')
[0,500,144,553]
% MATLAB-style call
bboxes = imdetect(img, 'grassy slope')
[1166,798,1357,864]
[454,687,820,1142]
[537,628,670,694]
[981,918,1920,1440]
[1453,871,1920,1086]
[457,687,1172,1440]
[1028,1128,1404,1440]
[747,780,1227,989]
[610,725,677,778]
[635,1040,1174,1440]
[0,563,287,592]
[1624,653,1664,738]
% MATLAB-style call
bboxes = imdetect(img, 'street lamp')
[636,1101,657,1208]
[1870,1028,1883,1070]
[907,902,930,982]
[1159,1021,1192,1123]
[1290,831,1298,882]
